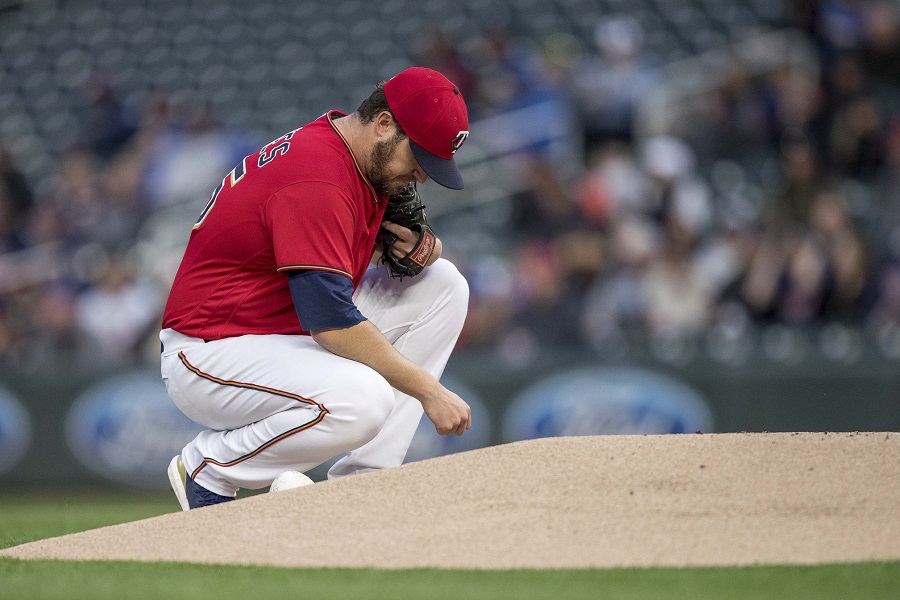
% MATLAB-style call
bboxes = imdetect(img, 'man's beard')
[367,132,405,196]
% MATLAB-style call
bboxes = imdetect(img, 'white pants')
[160,259,468,497]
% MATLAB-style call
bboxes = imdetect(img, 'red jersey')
[162,111,387,340]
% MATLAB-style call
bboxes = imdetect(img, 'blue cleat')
[167,455,234,511]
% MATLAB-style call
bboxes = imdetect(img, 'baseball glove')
[380,183,436,279]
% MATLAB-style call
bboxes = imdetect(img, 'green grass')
[0,492,175,550]
[1,493,897,600]
[2,560,897,600]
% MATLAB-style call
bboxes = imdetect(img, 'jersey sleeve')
[288,270,366,331]
[266,181,356,280]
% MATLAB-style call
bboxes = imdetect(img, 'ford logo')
[0,385,31,476]
[65,371,205,488]
[503,367,713,441]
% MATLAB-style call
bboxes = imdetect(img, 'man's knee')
[343,368,395,442]
[428,259,470,326]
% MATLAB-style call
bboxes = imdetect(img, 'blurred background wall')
[0,0,897,488]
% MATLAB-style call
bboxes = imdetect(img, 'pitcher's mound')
[3,432,898,569]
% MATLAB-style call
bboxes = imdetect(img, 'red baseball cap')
[384,67,469,190]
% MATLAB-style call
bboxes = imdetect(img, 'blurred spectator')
[767,64,823,150]
[557,227,607,300]
[22,204,65,248]
[718,228,782,323]
[768,129,824,228]
[41,150,103,247]
[581,217,658,346]
[509,156,580,240]
[40,149,139,250]
[787,0,822,40]
[574,142,647,227]
[139,101,257,208]
[26,284,80,369]
[0,187,26,254]
[816,0,869,62]
[459,255,515,349]
[778,231,831,325]
[414,28,477,101]
[75,252,164,367]
[819,54,884,179]
[869,263,900,328]
[873,121,900,259]
[676,60,779,166]
[511,32,579,160]
[828,93,883,179]
[0,145,33,227]
[0,307,18,366]
[860,1,900,86]
[502,240,586,351]
[808,190,877,320]
[640,136,713,235]
[470,32,576,163]
[0,145,34,253]
[570,16,658,152]
[644,219,714,337]
[75,69,138,162]
[468,28,534,118]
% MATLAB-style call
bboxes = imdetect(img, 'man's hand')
[382,221,443,267]
[420,385,471,436]
[312,320,469,436]
[380,183,442,278]
[381,221,417,257]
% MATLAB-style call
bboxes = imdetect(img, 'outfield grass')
[1,493,897,600]
[0,492,175,550]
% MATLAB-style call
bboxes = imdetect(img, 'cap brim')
[409,139,464,190]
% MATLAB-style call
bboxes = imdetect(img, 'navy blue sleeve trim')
[287,270,366,332]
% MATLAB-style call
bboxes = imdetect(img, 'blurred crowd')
[0,74,257,371]
[2,0,900,373]
[435,0,900,363]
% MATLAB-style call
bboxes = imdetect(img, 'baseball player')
[161,67,471,510]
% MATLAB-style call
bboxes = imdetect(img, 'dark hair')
[357,82,406,137]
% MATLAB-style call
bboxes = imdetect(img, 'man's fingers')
[382,221,418,257]
[459,412,470,435]
[382,221,412,239]
[424,393,471,436]
[436,415,469,436]
[453,413,470,436]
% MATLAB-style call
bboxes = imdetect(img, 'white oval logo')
[65,371,205,489]
[503,367,713,441]
[0,386,32,476]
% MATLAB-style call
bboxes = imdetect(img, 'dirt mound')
[3,432,898,569]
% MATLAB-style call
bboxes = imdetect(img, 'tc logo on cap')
[452,131,469,154]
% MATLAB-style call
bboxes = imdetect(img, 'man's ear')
[374,111,397,140]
